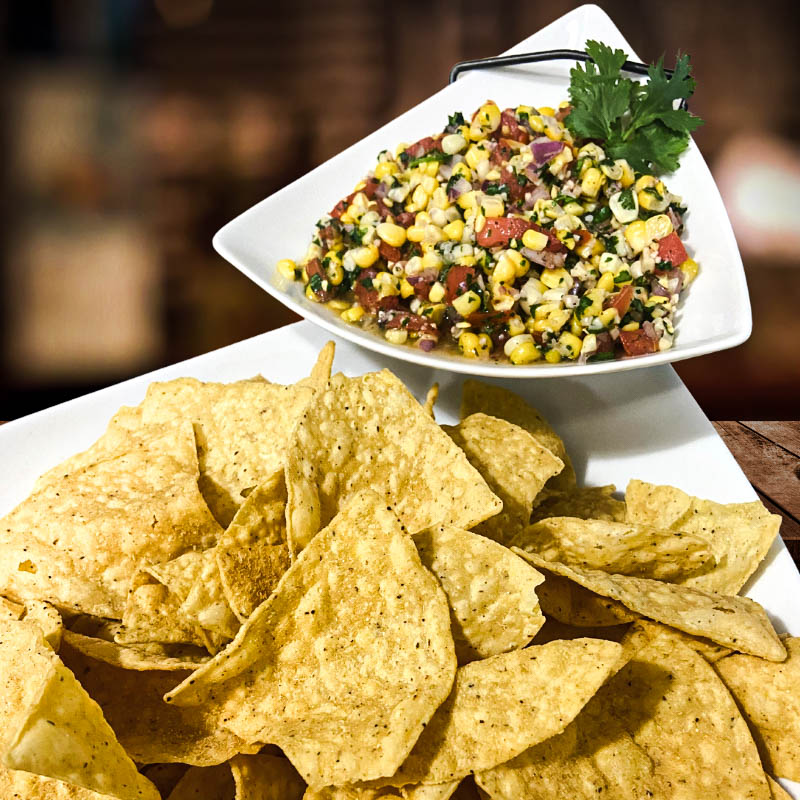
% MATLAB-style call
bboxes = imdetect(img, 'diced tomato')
[362,177,381,199]
[604,284,634,318]
[354,268,400,314]
[657,232,688,267]
[383,312,438,337]
[496,109,529,143]
[499,167,526,203]
[394,211,415,228]
[329,196,350,219]
[475,217,532,248]
[619,328,658,356]
[572,228,593,252]
[444,265,478,303]
[404,136,442,159]
[491,139,514,166]
[305,258,334,302]
[378,240,403,263]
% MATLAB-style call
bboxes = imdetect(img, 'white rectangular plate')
[1,322,795,795]
[213,3,751,378]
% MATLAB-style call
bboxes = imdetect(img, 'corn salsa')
[279,100,698,364]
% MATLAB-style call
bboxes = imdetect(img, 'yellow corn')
[481,196,505,218]
[645,214,673,242]
[340,305,364,323]
[619,160,635,188]
[457,190,478,211]
[443,219,465,241]
[458,331,481,358]
[510,341,541,364]
[492,257,517,285]
[326,261,344,285]
[506,249,530,277]
[421,251,443,270]
[351,244,380,268]
[596,271,615,293]
[563,201,584,216]
[305,284,320,302]
[407,225,425,243]
[522,229,549,251]
[372,271,399,297]
[423,160,440,177]
[535,302,560,320]
[276,259,297,281]
[441,133,468,155]
[469,101,501,139]
[428,281,446,303]
[624,220,649,254]
[476,333,492,356]
[538,106,556,117]
[645,295,669,308]
[599,308,618,327]
[570,315,583,337]
[639,189,665,211]
[545,349,562,364]
[327,298,350,310]
[559,331,583,359]
[507,315,525,336]
[452,290,482,317]
[541,268,570,289]
[635,175,657,192]
[547,308,571,331]
[374,161,397,179]
[376,222,407,248]
[430,187,451,210]
[408,184,429,211]
[424,302,446,324]
[421,175,438,195]
[621,321,640,331]
[681,257,699,284]
[339,211,354,225]
[400,278,415,299]
[385,329,408,345]
[464,146,487,171]
[581,167,604,198]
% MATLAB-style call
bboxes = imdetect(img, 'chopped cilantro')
[575,295,593,317]
[448,111,465,128]
[484,184,508,196]
[308,273,324,292]
[614,270,632,283]
[408,151,450,168]
[618,188,636,210]
[359,277,373,289]
[588,351,616,362]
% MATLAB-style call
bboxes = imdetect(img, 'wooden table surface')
[713,421,800,567]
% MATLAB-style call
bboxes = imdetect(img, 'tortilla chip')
[230,754,306,800]
[0,596,24,620]
[531,617,631,645]
[0,764,115,799]
[625,480,780,593]
[117,571,206,648]
[303,782,460,800]
[630,619,733,663]
[714,637,800,781]
[22,600,63,651]
[0,618,159,800]
[412,525,544,662]
[139,378,316,525]
[475,626,771,799]
[59,635,256,766]
[423,383,439,418]
[284,370,501,553]
[216,472,291,621]
[529,485,626,523]
[513,517,715,581]
[767,776,793,799]
[534,570,637,627]
[515,551,785,661]
[460,380,575,494]
[307,341,336,389]
[63,630,208,671]
[141,764,190,798]
[363,639,624,788]
[0,421,221,618]
[166,764,234,800]
[166,491,457,788]
[443,414,563,543]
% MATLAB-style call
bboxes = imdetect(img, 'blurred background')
[1,0,798,420]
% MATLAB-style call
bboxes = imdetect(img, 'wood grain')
[742,421,800,459]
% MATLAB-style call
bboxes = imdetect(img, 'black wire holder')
[449,49,689,111]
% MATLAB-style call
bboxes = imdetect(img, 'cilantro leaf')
[565,41,704,175]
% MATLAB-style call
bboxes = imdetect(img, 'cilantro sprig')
[565,40,703,174]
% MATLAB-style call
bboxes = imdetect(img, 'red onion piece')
[531,138,564,167]
[447,177,471,200]
[418,338,436,351]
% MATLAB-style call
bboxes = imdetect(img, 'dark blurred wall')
[1,0,799,419]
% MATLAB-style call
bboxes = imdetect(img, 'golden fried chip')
[307,341,336,389]
[140,764,189,798]
[443,414,563,543]
[0,764,115,799]
[59,635,256,766]
[423,383,439,418]
[412,525,544,662]
[767,776,793,799]
[216,472,290,621]
[515,551,785,661]
[534,570,637,627]
[630,620,733,663]
[531,617,631,645]
[63,630,207,671]
[513,517,715,581]
[0,421,221,618]
[529,485,626,523]
[0,618,159,800]
[476,626,771,799]
[22,600,63,651]
[362,639,624,788]
[285,371,501,553]
[166,492,457,788]
[139,378,316,525]
[625,480,780,593]
[460,380,575,494]
[230,754,305,800]
[166,764,234,800]
[303,782,461,800]
[714,637,800,781]
[0,596,24,620]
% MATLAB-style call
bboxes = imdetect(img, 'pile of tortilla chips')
[0,341,797,799]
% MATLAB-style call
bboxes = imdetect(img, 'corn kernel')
[421,175,438,194]
[570,315,583,337]
[428,281,446,303]
[535,302,560,320]
[545,349,562,364]
[547,308,571,331]
[477,333,493,356]
[374,161,397,179]
[305,284,320,302]
[421,251,443,270]
[351,243,380,268]
[541,268,571,289]
[431,187,451,210]
[527,114,545,134]
[505,248,530,277]
[619,160,635,188]
[441,133,467,155]
[510,341,540,364]
[624,220,649,254]
[372,271,399,297]
[469,101,501,139]
[452,290,482,317]
[458,331,481,358]
[599,307,618,327]
[681,257,699,285]
[596,271,615,293]
[457,190,478,211]
[424,160,440,177]
[481,196,505,218]
[376,222,407,248]
[410,184,429,210]
[635,175,657,192]
[464,145,489,171]
[385,328,408,345]
[522,229,549,251]
[538,106,556,117]
[340,305,364,323]
[327,298,350,310]
[276,258,297,281]
[507,315,525,337]
[559,331,583,358]
[443,219,465,241]
[645,214,673,242]
[492,257,517,285]
[645,295,669,307]
[400,278,415,299]
[407,225,425,243]
[639,188,667,212]
[621,321,640,331]
[326,261,344,285]
[581,167,604,198]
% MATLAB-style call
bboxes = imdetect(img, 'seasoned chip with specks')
[529,485,626,523]
[230,754,306,800]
